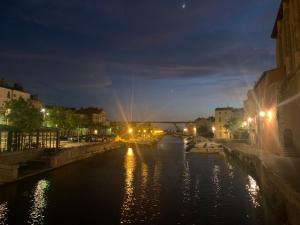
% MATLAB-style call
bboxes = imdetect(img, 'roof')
[76,107,104,114]
[0,85,31,95]
[254,68,283,90]
[271,2,283,39]
[215,107,233,111]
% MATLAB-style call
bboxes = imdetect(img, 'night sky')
[0,0,280,121]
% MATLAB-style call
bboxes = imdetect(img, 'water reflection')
[0,202,8,225]
[212,165,221,194]
[246,175,260,208]
[27,179,50,225]
[120,148,136,224]
[182,153,191,209]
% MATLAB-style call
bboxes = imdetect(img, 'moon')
[182,3,186,9]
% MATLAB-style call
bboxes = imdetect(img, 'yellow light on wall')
[128,128,133,134]
[143,129,147,133]
[267,110,273,121]
[183,128,188,132]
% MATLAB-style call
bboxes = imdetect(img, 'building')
[244,69,285,154]
[76,107,108,135]
[0,86,31,109]
[76,107,106,124]
[272,0,300,155]
[214,107,244,139]
[244,0,300,156]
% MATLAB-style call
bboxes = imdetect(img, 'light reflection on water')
[0,202,8,225]
[27,179,50,225]
[246,175,260,208]
[120,148,136,224]
[212,165,221,194]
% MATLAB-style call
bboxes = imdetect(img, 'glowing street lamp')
[94,129,98,135]
[212,126,216,133]
[247,117,253,123]
[128,128,133,134]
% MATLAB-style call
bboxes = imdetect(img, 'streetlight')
[128,128,133,134]
[212,126,216,133]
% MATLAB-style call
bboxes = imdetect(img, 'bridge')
[114,121,196,132]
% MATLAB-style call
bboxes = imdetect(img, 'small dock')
[186,137,223,154]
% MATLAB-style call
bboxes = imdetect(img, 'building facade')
[76,107,108,135]
[214,107,244,139]
[0,86,31,109]
[244,68,285,155]
[244,0,300,156]
[272,0,300,155]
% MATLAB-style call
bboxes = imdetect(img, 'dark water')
[0,136,277,225]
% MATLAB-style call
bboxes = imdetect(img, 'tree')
[224,117,248,139]
[44,106,84,132]
[5,98,43,132]
[197,125,214,138]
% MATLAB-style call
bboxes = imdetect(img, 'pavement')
[222,142,300,194]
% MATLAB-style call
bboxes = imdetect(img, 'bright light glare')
[259,111,265,117]
[267,110,273,121]
[127,147,133,156]
[128,128,133,134]
[247,117,253,123]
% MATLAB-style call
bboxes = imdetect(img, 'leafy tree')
[4,98,43,132]
[197,125,214,138]
[224,117,248,139]
[45,107,78,130]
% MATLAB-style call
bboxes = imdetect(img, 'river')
[0,136,278,225]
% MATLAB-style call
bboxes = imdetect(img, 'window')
[7,91,10,99]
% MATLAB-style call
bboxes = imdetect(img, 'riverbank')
[0,141,124,186]
[220,141,300,225]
